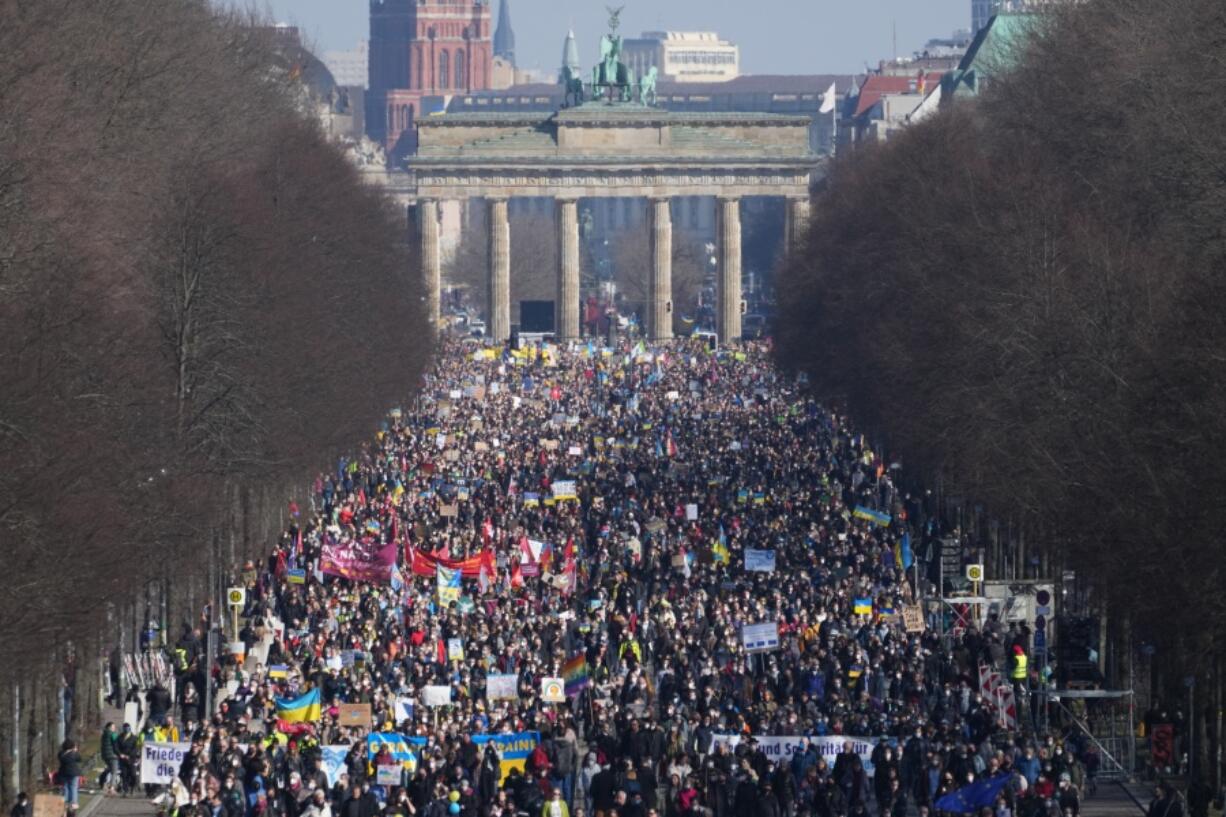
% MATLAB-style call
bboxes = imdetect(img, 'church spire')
[493,0,516,66]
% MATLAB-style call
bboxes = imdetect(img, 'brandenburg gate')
[394,18,820,343]
[407,104,818,341]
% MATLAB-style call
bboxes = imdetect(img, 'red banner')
[407,546,495,579]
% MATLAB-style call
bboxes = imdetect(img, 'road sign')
[227,587,246,607]
[965,564,984,582]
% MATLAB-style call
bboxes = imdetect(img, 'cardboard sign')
[336,703,371,727]
[440,503,459,518]
[902,605,925,633]
[474,441,490,453]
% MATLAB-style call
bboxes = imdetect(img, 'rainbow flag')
[275,688,321,723]
[562,654,590,697]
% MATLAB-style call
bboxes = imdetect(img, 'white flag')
[819,81,837,114]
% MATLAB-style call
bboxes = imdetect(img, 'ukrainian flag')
[852,505,892,527]
[853,597,873,616]
[894,531,914,570]
[275,688,321,723]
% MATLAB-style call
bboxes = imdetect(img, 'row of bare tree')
[777,0,1226,763]
[0,0,430,795]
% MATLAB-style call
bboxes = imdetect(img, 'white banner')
[141,741,189,785]
[710,734,880,775]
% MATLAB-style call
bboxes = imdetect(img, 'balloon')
[448,804,460,815]
[448,792,460,803]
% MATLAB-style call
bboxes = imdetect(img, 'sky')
[247,0,970,76]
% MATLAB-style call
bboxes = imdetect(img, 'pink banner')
[320,538,397,583]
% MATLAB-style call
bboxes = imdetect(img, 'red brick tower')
[368,0,493,157]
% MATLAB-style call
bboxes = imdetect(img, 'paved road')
[82,794,156,817]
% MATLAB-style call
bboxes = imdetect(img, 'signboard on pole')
[741,622,779,653]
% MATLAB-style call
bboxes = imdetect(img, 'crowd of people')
[93,337,1109,817]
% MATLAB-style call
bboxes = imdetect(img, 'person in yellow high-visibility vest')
[1010,644,1029,699]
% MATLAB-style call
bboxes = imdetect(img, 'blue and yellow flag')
[275,688,321,723]
[894,531,914,570]
[852,597,873,616]
[853,505,892,527]
[367,732,425,772]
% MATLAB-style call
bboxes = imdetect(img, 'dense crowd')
[89,338,1106,817]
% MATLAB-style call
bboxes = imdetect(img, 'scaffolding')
[1038,689,1137,780]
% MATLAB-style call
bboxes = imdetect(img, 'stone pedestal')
[785,195,812,252]
[717,196,742,343]
[487,198,510,341]
[648,198,673,340]
[418,199,441,330]
[556,198,580,338]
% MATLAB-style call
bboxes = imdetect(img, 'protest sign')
[744,549,776,573]
[486,674,518,700]
[336,703,371,727]
[742,622,779,652]
[320,746,350,786]
[140,742,189,785]
[540,677,565,703]
[393,697,415,724]
[902,604,925,633]
[422,685,452,707]
[471,732,540,782]
[710,734,879,775]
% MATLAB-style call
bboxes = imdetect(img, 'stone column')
[418,199,441,330]
[785,196,812,252]
[647,197,673,340]
[555,198,580,338]
[487,197,511,342]
[716,196,743,343]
